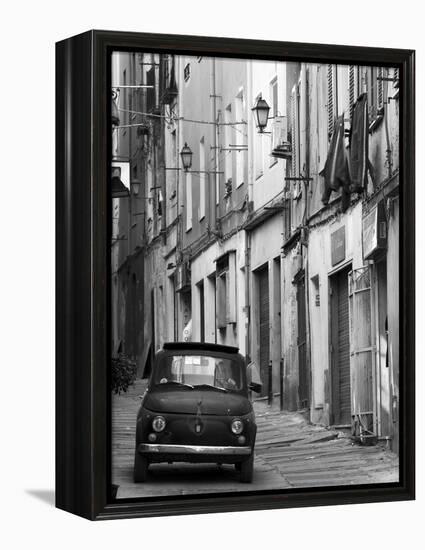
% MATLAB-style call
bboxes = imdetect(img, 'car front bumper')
[138,443,252,456]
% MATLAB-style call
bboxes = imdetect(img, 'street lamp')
[180,143,193,171]
[252,97,270,133]
[130,178,142,195]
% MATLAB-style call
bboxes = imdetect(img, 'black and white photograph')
[110,51,401,500]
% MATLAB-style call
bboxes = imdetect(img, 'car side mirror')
[248,382,262,394]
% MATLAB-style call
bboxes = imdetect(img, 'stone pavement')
[112,379,399,499]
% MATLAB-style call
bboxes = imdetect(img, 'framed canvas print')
[56,30,415,520]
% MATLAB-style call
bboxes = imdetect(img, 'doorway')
[198,280,205,343]
[258,265,270,398]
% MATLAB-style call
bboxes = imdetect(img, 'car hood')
[143,388,252,416]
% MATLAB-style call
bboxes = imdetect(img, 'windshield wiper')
[157,380,194,389]
[193,384,228,392]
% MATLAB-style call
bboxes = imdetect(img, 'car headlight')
[231,418,243,435]
[152,415,166,432]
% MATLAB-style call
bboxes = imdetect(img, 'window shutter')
[327,64,335,139]
[146,67,155,112]
[290,90,297,177]
[290,84,301,198]
[377,67,384,111]
[366,67,375,120]
[226,252,237,324]
[393,67,399,89]
[349,65,355,118]
[217,273,227,329]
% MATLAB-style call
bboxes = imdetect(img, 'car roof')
[162,341,240,355]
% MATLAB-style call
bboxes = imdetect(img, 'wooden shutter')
[216,253,236,328]
[348,266,376,439]
[377,67,384,111]
[327,64,336,139]
[290,84,301,198]
[217,273,227,329]
[348,65,356,119]
[146,67,155,112]
[393,67,399,89]
[290,87,298,178]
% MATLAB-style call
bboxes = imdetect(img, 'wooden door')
[297,275,309,408]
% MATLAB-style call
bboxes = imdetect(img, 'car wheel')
[133,452,148,483]
[239,454,254,483]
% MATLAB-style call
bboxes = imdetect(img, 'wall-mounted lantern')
[180,142,193,171]
[130,178,142,195]
[251,96,270,133]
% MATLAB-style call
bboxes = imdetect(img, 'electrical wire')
[116,107,247,135]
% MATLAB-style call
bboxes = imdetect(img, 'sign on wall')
[362,202,387,260]
[331,226,346,266]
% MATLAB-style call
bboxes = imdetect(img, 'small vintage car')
[134,342,261,483]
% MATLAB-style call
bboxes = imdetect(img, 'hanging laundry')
[349,93,369,193]
[320,115,351,207]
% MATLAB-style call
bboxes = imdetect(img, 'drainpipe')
[175,56,182,338]
[245,232,251,363]
[301,65,312,412]
[160,56,167,243]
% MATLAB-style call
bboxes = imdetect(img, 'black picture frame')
[56,30,415,521]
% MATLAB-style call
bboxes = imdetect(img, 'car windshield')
[154,354,243,391]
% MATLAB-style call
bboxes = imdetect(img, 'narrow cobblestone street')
[112,380,399,499]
